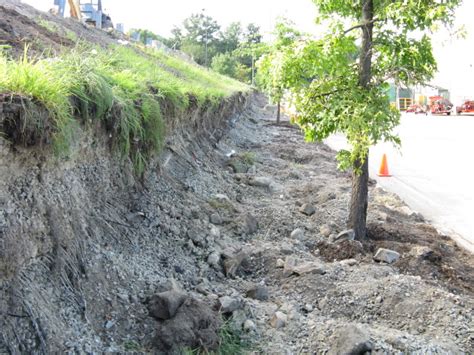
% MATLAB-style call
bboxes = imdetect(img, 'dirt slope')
[0,0,116,57]
[1,94,472,353]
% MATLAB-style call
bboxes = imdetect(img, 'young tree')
[256,20,301,123]
[282,0,460,239]
[211,52,238,77]
[181,12,221,66]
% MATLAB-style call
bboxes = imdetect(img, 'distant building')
[388,83,450,111]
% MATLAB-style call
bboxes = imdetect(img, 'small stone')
[210,225,221,238]
[243,213,258,234]
[196,284,208,295]
[243,319,256,332]
[210,213,223,225]
[410,246,434,259]
[332,229,355,243]
[270,311,287,329]
[207,252,221,268]
[290,228,305,240]
[293,262,326,276]
[304,304,314,313]
[104,320,114,329]
[213,194,231,203]
[174,265,184,274]
[218,296,242,314]
[374,248,400,264]
[283,256,298,277]
[246,285,269,301]
[117,293,129,302]
[276,258,285,268]
[339,258,358,266]
[299,203,316,216]
[248,176,275,188]
[188,228,205,246]
[319,225,332,238]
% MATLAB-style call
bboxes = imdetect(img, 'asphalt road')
[326,113,474,253]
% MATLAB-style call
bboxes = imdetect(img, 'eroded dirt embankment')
[1,94,473,354]
[0,92,249,353]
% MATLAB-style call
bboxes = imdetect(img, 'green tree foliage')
[211,52,238,78]
[218,22,243,53]
[245,23,263,44]
[181,12,221,66]
[168,13,265,83]
[272,0,460,238]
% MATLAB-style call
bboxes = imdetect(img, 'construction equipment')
[456,100,474,115]
[68,0,81,20]
[406,103,427,115]
[429,96,453,115]
[55,0,113,30]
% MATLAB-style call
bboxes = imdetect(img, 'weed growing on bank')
[0,44,248,173]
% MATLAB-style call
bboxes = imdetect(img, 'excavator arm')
[68,0,81,19]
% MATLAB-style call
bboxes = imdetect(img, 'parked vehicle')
[429,96,453,115]
[406,104,427,114]
[456,100,474,115]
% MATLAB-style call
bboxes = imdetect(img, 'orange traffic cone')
[377,154,391,177]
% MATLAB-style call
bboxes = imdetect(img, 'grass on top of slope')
[0,44,248,173]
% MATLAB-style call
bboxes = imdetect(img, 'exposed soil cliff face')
[0,92,249,353]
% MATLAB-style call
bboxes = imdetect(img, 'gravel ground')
[0,91,472,353]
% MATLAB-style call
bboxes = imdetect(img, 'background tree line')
[130,12,267,84]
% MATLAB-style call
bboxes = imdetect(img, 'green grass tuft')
[181,318,250,355]
[0,43,248,172]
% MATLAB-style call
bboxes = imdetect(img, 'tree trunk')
[277,100,281,124]
[349,155,369,239]
[349,0,373,239]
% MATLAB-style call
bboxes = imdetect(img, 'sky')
[21,0,474,101]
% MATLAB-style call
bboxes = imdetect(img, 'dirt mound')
[0,0,116,57]
[152,298,222,353]
[316,240,366,261]
[368,223,474,294]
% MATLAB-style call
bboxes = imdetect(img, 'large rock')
[209,213,223,225]
[270,311,287,329]
[218,296,242,314]
[299,203,316,216]
[153,298,221,353]
[373,248,400,264]
[331,229,355,244]
[328,325,373,355]
[283,256,325,277]
[245,285,269,301]
[148,289,187,320]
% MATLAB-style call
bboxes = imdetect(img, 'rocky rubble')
[0,94,472,353]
